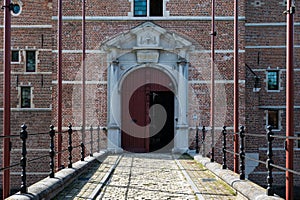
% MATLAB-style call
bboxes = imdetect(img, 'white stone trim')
[246,22,300,27]
[52,16,246,21]
[53,49,245,54]
[52,80,107,85]
[246,45,300,49]
[0,25,52,29]
[189,80,246,84]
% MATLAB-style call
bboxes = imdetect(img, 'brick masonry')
[0,0,299,198]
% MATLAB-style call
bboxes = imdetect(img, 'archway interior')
[121,67,175,153]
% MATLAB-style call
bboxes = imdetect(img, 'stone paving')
[55,153,239,200]
[177,154,239,200]
[98,153,195,200]
[54,155,119,200]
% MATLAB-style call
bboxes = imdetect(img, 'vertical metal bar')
[210,0,216,162]
[68,124,73,168]
[202,126,206,157]
[222,126,227,169]
[81,126,85,161]
[49,125,55,178]
[286,1,294,199]
[3,0,11,198]
[57,0,63,170]
[266,125,274,196]
[239,126,245,180]
[195,125,199,154]
[82,0,86,153]
[90,125,93,157]
[97,125,100,152]
[20,124,28,194]
[233,0,239,173]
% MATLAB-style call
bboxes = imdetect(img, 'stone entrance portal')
[104,22,193,153]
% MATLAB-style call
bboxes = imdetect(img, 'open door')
[121,67,174,153]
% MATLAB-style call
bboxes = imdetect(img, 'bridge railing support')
[239,126,245,180]
[222,126,227,169]
[20,124,28,194]
[266,125,274,196]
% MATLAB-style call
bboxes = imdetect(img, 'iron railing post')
[239,126,245,180]
[20,124,28,193]
[90,125,93,157]
[81,126,85,161]
[202,126,206,157]
[222,126,227,169]
[266,125,274,196]
[49,125,55,178]
[97,125,100,152]
[195,125,199,154]
[68,124,73,168]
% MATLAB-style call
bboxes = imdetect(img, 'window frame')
[25,50,36,72]
[266,70,280,92]
[266,109,281,130]
[21,86,31,108]
[11,50,20,64]
[131,0,167,17]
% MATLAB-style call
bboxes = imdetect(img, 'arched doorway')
[121,67,175,153]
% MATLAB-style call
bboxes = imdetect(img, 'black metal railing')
[194,124,300,197]
[0,123,106,195]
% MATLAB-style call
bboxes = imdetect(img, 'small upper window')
[134,0,163,17]
[134,0,147,16]
[26,51,36,72]
[21,87,31,108]
[267,70,279,91]
[267,110,279,130]
[11,50,20,63]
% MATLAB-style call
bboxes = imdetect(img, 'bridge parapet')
[191,153,284,200]
[6,152,107,200]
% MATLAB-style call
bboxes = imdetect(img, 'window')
[134,0,163,17]
[21,87,31,108]
[134,0,147,16]
[267,110,279,129]
[298,134,300,148]
[150,0,163,16]
[267,70,279,90]
[11,50,20,63]
[26,51,36,72]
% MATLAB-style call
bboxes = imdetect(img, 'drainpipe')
[82,0,86,152]
[3,0,11,198]
[210,0,216,162]
[57,0,62,169]
[286,1,294,199]
[233,0,239,173]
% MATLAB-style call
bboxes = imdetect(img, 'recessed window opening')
[134,0,163,17]
[267,70,279,91]
[21,86,31,108]
[267,110,279,130]
[26,50,36,72]
[11,50,20,63]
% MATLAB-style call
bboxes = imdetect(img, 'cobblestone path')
[98,153,195,200]
[55,153,239,200]
[177,154,239,200]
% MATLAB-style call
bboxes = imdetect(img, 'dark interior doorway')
[149,91,174,152]
[121,67,175,153]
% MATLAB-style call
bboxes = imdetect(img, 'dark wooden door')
[121,67,174,152]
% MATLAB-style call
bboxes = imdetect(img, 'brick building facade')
[0,0,299,198]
